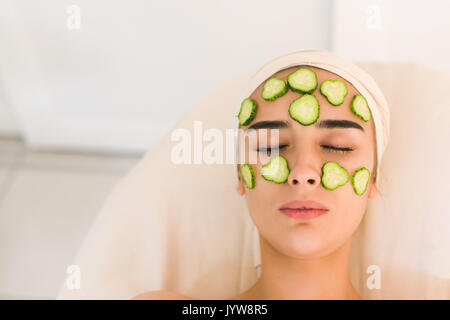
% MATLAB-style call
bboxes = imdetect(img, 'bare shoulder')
[131,290,194,300]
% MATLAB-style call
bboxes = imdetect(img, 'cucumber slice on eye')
[287,67,318,94]
[352,167,370,196]
[350,94,371,122]
[237,98,257,126]
[288,94,320,126]
[240,164,255,189]
[320,80,348,106]
[321,161,349,190]
[261,155,290,184]
[262,77,288,101]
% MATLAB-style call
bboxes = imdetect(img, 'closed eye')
[256,144,353,154]
[256,144,288,154]
[321,145,354,154]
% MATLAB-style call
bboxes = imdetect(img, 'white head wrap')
[234,49,390,189]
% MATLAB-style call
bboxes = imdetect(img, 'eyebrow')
[246,119,364,132]
[246,120,290,131]
[315,119,364,132]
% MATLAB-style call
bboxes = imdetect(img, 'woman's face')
[237,66,378,259]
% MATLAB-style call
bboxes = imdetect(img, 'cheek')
[338,146,376,192]
[325,182,369,236]
[316,163,371,238]
[355,141,376,173]
[245,173,273,210]
[244,167,286,222]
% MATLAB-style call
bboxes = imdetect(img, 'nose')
[287,156,321,189]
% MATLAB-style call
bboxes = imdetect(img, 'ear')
[236,173,246,196]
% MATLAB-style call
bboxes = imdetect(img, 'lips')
[279,200,329,220]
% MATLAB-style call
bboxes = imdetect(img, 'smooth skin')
[132,66,378,300]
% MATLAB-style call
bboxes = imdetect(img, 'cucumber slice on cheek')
[321,161,349,190]
[237,98,257,126]
[287,67,318,94]
[320,80,348,106]
[288,94,320,126]
[261,155,290,184]
[240,164,255,189]
[262,77,288,101]
[350,94,371,122]
[352,167,370,195]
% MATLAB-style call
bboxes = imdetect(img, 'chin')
[282,232,332,259]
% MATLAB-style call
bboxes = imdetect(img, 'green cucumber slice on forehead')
[352,167,370,195]
[261,155,290,184]
[237,97,257,126]
[261,77,288,101]
[240,164,255,189]
[288,94,320,126]
[287,67,318,94]
[351,94,371,122]
[320,80,348,106]
[321,161,349,190]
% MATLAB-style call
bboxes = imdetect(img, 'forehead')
[246,65,374,139]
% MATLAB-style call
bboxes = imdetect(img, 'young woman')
[230,65,377,299]
[133,52,390,300]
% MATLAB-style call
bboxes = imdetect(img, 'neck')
[250,237,361,300]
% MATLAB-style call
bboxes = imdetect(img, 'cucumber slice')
[350,94,371,122]
[261,155,290,184]
[288,94,320,126]
[287,67,318,94]
[320,80,348,106]
[240,164,255,189]
[352,167,370,196]
[237,98,257,126]
[321,161,349,190]
[262,77,288,101]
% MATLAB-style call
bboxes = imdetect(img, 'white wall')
[0,101,20,136]
[332,0,450,73]
[0,0,331,154]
